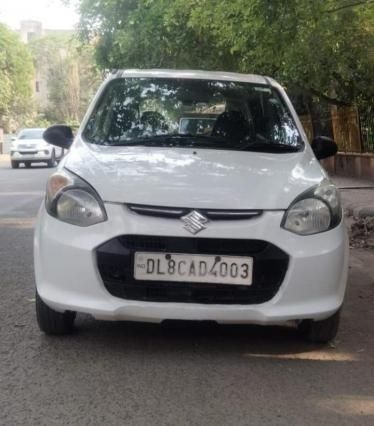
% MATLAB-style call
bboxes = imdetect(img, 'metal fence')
[299,106,374,154]
[331,107,362,152]
[360,107,374,153]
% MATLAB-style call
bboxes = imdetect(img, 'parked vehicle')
[10,128,63,168]
[35,69,348,342]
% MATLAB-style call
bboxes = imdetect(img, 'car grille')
[18,144,35,149]
[127,204,263,220]
[96,235,289,305]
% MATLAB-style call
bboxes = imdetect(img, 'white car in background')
[35,69,348,343]
[10,128,63,168]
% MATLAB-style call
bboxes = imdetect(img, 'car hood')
[64,139,326,209]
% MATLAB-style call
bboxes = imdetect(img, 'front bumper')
[34,203,349,324]
[11,149,52,162]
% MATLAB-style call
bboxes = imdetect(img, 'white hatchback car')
[10,128,63,168]
[35,70,348,342]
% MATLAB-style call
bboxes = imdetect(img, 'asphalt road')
[0,158,373,426]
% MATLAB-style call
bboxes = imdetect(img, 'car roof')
[110,69,270,85]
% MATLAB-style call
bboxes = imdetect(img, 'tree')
[76,0,374,109]
[28,33,101,124]
[0,24,34,130]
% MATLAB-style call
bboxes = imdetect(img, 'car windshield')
[18,129,45,140]
[83,77,303,152]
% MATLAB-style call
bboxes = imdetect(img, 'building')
[18,20,43,43]
[18,20,73,109]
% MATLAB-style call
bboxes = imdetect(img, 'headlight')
[282,180,342,235]
[45,169,107,226]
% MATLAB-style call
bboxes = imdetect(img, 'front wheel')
[35,291,76,335]
[11,160,19,169]
[24,161,31,168]
[298,310,341,343]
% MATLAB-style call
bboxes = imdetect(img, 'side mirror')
[11,136,16,141]
[311,136,338,160]
[43,125,74,149]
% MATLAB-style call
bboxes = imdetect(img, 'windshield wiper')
[108,133,227,147]
[97,134,301,152]
[236,141,301,153]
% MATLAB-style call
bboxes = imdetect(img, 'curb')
[345,205,374,219]
[354,207,374,219]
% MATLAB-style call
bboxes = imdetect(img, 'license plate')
[134,252,253,286]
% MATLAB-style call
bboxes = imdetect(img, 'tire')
[24,161,31,168]
[298,310,341,343]
[11,161,19,169]
[47,149,56,168]
[35,291,76,335]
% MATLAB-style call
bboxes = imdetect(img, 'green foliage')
[77,0,374,108]
[28,33,102,123]
[0,24,34,129]
[23,114,52,129]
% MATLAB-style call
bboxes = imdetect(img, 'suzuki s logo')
[181,210,209,235]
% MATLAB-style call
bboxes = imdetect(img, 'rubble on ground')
[348,215,374,249]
